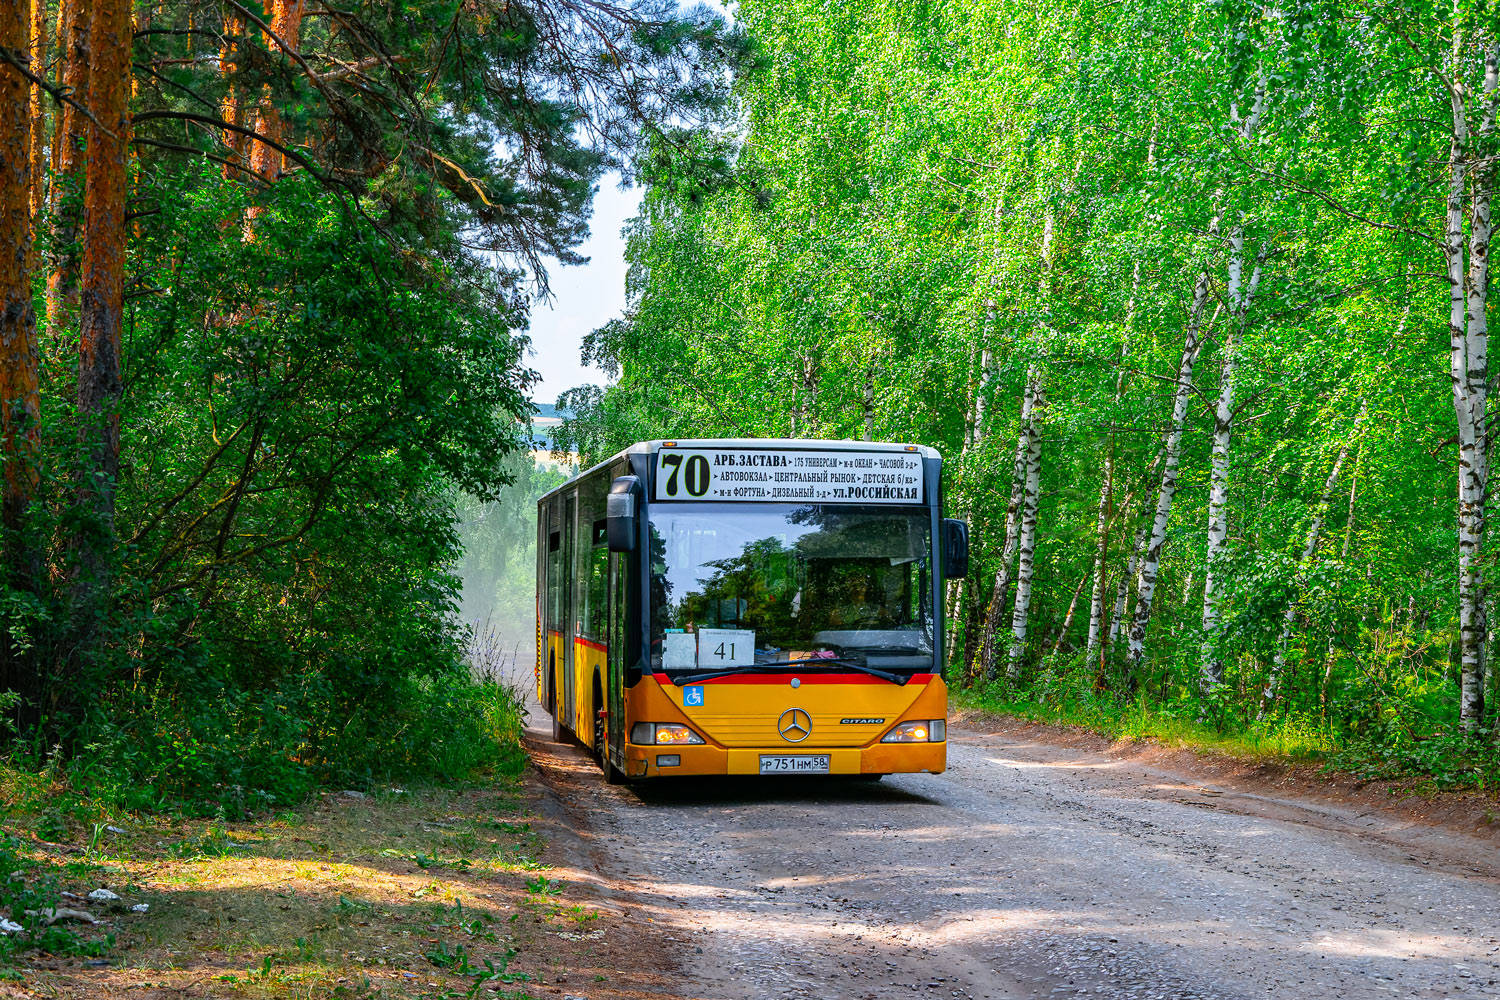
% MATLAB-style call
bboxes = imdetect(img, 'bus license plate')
[759,754,830,774]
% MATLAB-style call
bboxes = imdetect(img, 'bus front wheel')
[594,713,627,785]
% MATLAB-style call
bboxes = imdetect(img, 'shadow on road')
[624,773,940,808]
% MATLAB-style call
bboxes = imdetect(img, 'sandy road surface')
[529,721,1500,1000]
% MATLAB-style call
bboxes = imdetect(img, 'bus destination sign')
[654,447,925,504]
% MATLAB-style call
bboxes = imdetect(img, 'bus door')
[606,552,626,760]
[563,491,577,729]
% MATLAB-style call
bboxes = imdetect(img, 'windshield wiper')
[669,658,909,686]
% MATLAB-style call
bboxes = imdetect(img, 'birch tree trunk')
[46,0,90,331]
[979,374,1036,679]
[2,0,40,548]
[1448,38,1497,734]
[1464,49,1496,737]
[1006,383,1044,678]
[1259,406,1366,716]
[1108,522,1145,650]
[1200,236,1266,693]
[800,353,819,436]
[75,0,130,581]
[971,346,992,450]
[862,359,875,441]
[1199,84,1267,695]
[1088,260,1143,661]
[1126,268,1221,687]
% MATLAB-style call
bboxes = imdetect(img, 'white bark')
[1449,36,1497,734]
[1200,81,1267,695]
[1109,518,1149,650]
[986,199,1055,680]
[800,354,820,436]
[980,374,1037,679]
[945,578,965,674]
[1200,237,1266,693]
[1007,384,1045,678]
[972,347,993,449]
[1126,261,1222,684]
[1087,261,1142,661]
[862,361,875,442]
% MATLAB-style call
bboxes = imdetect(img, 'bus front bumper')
[622,741,946,778]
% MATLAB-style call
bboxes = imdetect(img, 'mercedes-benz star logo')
[778,708,811,743]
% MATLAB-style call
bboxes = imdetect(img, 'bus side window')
[546,529,563,630]
[586,520,609,640]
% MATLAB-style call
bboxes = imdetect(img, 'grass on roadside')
[953,684,1339,759]
[0,777,610,999]
[953,681,1500,793]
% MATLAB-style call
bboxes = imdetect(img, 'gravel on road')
[529,724,1500,1000]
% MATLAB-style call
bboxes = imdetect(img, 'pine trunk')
[28,0,48,231]
[46,0,89,332]
[249,0,307,182]
[2,0,41,546]
[221,12,247,173]
[75,0,130,576]
[1006,384,1044,678]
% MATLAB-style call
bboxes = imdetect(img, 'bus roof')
[537,438,942,504]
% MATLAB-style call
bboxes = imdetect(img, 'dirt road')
[530,719,1500,1000]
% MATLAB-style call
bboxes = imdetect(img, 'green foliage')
[6,0,745,815]
[561,0,1500,775]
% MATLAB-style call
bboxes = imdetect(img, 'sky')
[523,1,734,406]
[525,178,642,407]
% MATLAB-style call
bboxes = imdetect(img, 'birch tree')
[1126,263,1221,687]
[980,374,1036,679]
[1006,382,1044,678]
[1441,26,1498,734]
[1200,233,1267,693]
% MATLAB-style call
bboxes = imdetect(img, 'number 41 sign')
[696,629,754,668]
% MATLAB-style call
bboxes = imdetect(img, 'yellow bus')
[536,439,968,782]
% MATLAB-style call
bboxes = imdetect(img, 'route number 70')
[660,453,711,497]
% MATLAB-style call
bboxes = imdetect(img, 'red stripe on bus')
[652,672,932,686]
[575,637,607,653]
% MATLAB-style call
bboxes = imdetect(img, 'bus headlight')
[630,723,705,746]
[882,720,945,743]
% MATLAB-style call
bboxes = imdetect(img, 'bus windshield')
[648,504,934,673]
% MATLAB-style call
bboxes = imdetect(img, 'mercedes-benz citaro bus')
[535,439,969,783]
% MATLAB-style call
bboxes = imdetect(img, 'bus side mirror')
[607,476,642,552]
[942,518,969,579]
